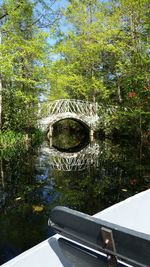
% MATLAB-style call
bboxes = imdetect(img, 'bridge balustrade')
[38,99,98,118]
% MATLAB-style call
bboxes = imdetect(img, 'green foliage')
[0,0,50,132]
[30,128,45,146]
[1,129,44,160]
[48,0,111,101]
[98,105,150,138]
[0,130,26,159]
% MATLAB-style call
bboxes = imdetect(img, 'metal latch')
[101,227,118,267]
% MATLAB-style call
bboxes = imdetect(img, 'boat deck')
[94,189,150,235]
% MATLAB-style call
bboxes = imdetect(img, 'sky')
[44,0,69,47]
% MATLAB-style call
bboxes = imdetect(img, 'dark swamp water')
[0,123,150,264]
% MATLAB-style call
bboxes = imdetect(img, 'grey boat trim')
[49,206,150,267]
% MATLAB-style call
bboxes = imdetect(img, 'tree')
[48,0,112,101]
[108,0,150,106]
[48,0,149,105]
[0,31,2,129]
[0,0,58,132]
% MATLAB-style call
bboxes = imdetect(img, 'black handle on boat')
[49,206,150,267]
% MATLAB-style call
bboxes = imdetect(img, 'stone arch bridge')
[38,99,99,137]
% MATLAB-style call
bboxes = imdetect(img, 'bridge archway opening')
[50,118,90,152]
[52,118,90,131]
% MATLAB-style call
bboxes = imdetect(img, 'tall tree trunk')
[0,32,2,129]
[0,160,5,188]
[0,78,2,129]
[117,78,122,103]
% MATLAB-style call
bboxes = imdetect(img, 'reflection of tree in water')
[1,140,149,214]
[52,119,89,151]
[0,138,149,263]
[50,140,150,215]
[0,148,54,263]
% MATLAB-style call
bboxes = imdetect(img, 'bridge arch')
[47,114,91,140]
[49,116,90,130]
[38,99,99,136]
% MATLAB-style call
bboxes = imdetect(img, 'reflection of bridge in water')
[40,142,100,171]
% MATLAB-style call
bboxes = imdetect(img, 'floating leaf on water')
[15,197,22,201]
[121,189,128,192]
[32,205,44,212]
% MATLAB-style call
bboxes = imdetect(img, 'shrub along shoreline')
[1,129,44,159]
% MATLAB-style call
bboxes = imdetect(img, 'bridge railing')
[38,99,98,118]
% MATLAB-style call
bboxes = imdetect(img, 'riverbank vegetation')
[0,0,150,152]
[1,129,44,160]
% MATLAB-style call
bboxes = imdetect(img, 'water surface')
[0,133,149,264]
